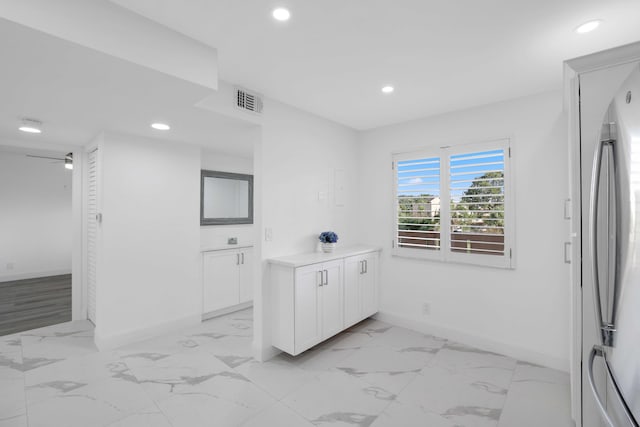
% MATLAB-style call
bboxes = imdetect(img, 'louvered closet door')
[87,149,98,324]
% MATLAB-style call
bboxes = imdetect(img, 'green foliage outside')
[398,171,504,234]
[453,171,504,233]
[397,195,440,232]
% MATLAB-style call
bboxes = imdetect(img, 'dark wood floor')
[0,274,71,336]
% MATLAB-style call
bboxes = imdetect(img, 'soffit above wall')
[0,18,255,157]
[0,0,218,90]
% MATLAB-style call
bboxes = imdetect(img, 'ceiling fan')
[26,153,74,169]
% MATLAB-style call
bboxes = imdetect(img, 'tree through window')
[393,140,513,268]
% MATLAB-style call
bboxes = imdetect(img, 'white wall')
[94,132,201,348]
[200,149,255,249]
[254,99,360,358]
[260,101,360,258]
[0,151,72,281]
[358,90,571,370]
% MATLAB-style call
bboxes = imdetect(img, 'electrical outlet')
[265,228,273,242]
[422,302,431,316]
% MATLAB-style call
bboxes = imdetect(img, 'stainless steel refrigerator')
[580,61,640,427]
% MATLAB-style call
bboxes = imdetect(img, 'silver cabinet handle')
[564,242,571,264]
[241,252,245,265]
[360,260,364,274]
[364,260,368,274]
[236,253,240,265]
[317,270,323,287]
[324,269,328,286]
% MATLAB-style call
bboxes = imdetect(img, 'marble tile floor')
[0,309,573,427]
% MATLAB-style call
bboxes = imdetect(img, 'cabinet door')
[321,259,344,339]
[360,253,378,318]
[343,255,362,328]
[203,250,240,313]
[294,264,322,352]
[238,248,253,304]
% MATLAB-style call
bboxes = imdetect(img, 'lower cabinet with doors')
[344,251,378,328]
[269,246,380,356]
[202,246,253,316]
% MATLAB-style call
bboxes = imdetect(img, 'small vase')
[322,242,336,253]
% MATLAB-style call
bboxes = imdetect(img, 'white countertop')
[201,244,253,252]
[268,245,381,268]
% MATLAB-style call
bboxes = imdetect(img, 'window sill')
[391,247,514,270]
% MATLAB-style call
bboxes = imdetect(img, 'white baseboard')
[202,301,253,321]
[94,313,202,351]
[0,269,72,282]
[374,310,569,373]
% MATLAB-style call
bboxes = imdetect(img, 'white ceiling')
[0,18,256,157]
[111,0,640,130]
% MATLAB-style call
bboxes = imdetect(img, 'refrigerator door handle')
[588,345,616,427]
[610,137,622,342]
[590,139,616,347]
[588,345,640,427]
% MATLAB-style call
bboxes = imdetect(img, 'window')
[396,155,441,251]
[393,139,513,269]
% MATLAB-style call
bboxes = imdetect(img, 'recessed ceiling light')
[272,7,291,21]
[151,123,171,131]
[381,86,395,94]
[575,20,602,34]
[19,118,43,133]
[19,126,41,134]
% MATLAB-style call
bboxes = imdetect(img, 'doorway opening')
[0,148,73,335]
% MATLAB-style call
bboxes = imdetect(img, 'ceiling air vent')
[235,87,263,114]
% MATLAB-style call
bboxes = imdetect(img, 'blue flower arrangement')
[319,231,339,244]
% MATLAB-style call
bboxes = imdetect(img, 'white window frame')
[392,138,515,269]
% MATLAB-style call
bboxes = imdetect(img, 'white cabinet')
[202,247,253,314]
[319,260,345,339]
[291,264,322,351]
[238,248,253,304]
[292,260,344,352]
[269,247,379,356]
[344,252,378,328]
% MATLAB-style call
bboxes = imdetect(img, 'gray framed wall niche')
[200,170,254,225]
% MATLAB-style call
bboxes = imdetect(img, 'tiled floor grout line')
[1,311,572,427]
[273,336,443,426]
[114,354,176,427]
[19,333,30,427]
[495,361,520,427]
[371,340,449,423]
[275,379,324,427]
